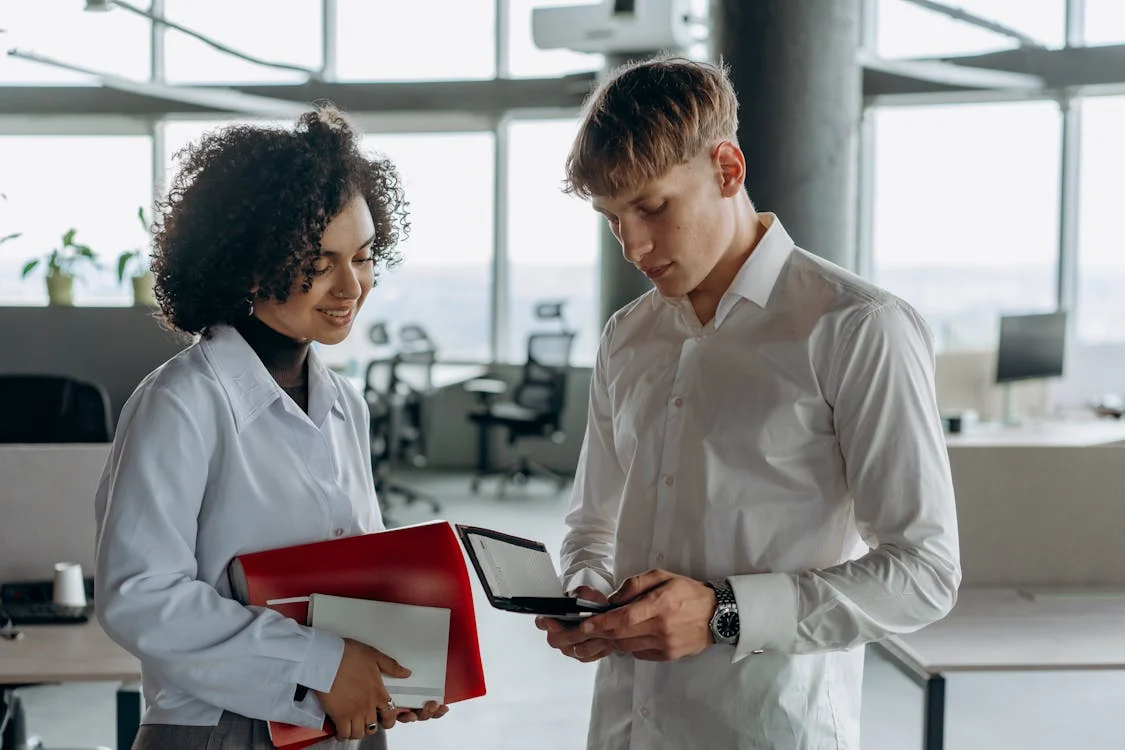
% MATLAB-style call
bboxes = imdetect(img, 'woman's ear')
[713,141,746,198]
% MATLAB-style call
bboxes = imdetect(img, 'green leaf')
[116,252,131,283]
[62,228,77,247]
[137,205,148,231]
[0,232,20,245]
[20,258,39,278]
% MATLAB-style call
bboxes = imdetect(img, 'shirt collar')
[720,212,794,315]
[201,325,343,432]
[651,212,796,330]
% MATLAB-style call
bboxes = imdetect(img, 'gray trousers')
[131,711,387,750]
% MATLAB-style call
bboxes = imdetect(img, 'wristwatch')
[705,579,740,645]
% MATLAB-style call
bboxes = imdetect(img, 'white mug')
[53,562,87,607]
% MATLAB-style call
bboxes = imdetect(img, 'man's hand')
[579,570,716,661]
[314,638,411,740]
[535,585,616,663]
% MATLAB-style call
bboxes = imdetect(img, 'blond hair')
[565,57,739,199]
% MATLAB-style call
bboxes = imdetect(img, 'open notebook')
[456,524,612,620]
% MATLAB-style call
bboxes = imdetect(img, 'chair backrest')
[514,331,576,419]
[0,374,113,443]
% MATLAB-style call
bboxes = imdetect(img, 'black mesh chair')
[0,374,113,443]
[467,330,576,494]
[363,328,441,522]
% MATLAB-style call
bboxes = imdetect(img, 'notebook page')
[469,533,566,599]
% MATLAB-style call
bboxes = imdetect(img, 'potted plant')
[20,228,100,306]
[116,206,156,307]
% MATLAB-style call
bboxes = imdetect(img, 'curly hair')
[151,105,409,336]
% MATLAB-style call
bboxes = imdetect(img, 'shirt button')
[664,475,674,486]
[673,397,684,407]
[333,528,345,537]
[640,707,650,718]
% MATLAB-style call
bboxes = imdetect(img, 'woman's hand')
[314,638,411,740]
[393,700,450,723]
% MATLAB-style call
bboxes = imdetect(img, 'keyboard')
[1,601,90,626]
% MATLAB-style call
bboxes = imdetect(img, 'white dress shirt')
[95,324,382,728]
[561,214,961,750]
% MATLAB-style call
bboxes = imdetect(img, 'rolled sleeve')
[729,572,798,661]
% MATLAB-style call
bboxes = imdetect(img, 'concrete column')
[714,0,862,269]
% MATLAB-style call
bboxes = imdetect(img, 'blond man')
[535,57,961,749]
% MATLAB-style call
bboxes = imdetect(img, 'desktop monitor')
[995,311,1068,384]
[994,311,1067,425]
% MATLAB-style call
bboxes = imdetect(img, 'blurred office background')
[4,1,1125,749]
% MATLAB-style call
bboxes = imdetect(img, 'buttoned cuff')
[728,572,798,662]
[297,627,345,694]
[564,568,615,598]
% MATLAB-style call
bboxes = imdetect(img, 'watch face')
[716,610,739,639]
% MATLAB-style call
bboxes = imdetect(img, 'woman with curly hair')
[93,106,449,748]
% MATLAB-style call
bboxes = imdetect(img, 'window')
[163,0,322,84]
[506,0,603,78]
[1085,0,1125,45]
[507,119,599,366]
[871,102,1062,351]
[0,136,153,306]
[1076,96,1125,344]
[334,132,495,365]
[877,0,1065,58]
[0,1,151,84]
[336,0,495,81]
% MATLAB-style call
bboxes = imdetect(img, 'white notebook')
[307,593,450,707]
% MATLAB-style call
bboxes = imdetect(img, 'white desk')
[874,587,1125,750]
[346,363,488,394]
[0,621,142,750]
[945,418,1125,447]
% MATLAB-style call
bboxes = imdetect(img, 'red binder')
[228,520,487,749]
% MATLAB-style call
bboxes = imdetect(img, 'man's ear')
[713,141,746,198]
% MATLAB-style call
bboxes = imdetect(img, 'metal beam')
[859,50,1043,91]
[899,0,1045,47]
[0,73,599,117]
[4,43,1125,117]
[6,49,310,118]
[864,43,1125,99]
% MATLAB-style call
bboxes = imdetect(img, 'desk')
[874,587,1125,750]
[0,620,142,750]
[945,418,1125,447]
[346,363,487,395]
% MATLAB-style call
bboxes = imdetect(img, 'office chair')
[363,340,441,522]
[467,330,577,494]
[0,374,113,443]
